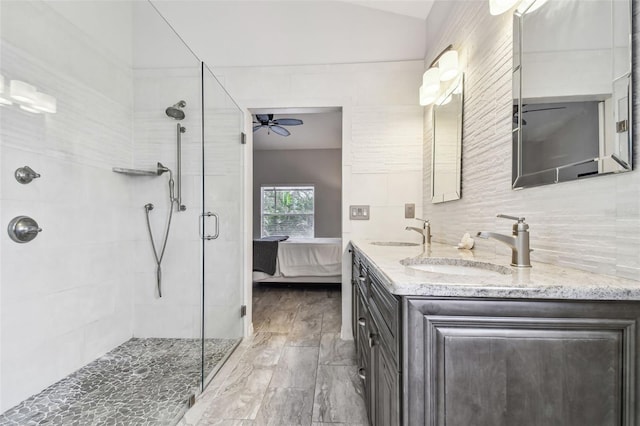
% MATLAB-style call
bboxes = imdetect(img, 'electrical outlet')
[350,205,370,220]
[405,203,415,218]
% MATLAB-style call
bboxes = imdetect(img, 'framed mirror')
[432,75,463,203]
[512,0,632,189]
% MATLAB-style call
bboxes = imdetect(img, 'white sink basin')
[401,258,511,278]
[371,241,421,247]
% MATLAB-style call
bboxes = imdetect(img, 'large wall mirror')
[432,75,463,203]
[512,0,632,189]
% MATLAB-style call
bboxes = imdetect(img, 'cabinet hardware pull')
[358,367,366,380]
[368,333,377,348]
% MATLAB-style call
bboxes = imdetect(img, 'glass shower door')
[200,63,245,386]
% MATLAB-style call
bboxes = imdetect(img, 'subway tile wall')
[422,1,640,280]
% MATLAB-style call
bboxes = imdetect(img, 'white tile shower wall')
[0,2,135,411]
[132,68,203,339]
[132,68,245,340]
[422,2,640,280]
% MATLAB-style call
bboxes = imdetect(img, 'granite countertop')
[350,239,640,300]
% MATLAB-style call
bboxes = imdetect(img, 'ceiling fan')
[513,105,566,126]
[253,114,303,137]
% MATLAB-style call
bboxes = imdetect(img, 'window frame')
[260,184,316,238]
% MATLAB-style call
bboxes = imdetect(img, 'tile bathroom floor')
[180,284,368,426]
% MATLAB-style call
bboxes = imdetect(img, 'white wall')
[253,148,342,238]
[0,1,135,410]
[212,61,425,338]
[422,1,640,280]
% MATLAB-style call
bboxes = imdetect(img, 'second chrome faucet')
[406,218,431,245]
[477,214,532,267]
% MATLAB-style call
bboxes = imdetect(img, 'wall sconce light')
[4,78,57,114]
[419,45,460,106]
[10,80,37,104]
[490,0,548,15]
[32,92,57,114]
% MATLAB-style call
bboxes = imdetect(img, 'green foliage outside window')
[261,186,314,237]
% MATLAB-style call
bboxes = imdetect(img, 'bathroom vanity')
[351,240,640,426]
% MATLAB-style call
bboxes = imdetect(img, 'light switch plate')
[350,205,370,220]
[405,203,415,218]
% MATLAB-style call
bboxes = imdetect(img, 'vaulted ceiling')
[150,0,433,68]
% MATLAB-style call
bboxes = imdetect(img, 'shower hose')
[144,172,177,298]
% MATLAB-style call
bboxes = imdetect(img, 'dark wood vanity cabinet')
[405,297,639,426]
[352,252,402,426]
[351,247,640,426]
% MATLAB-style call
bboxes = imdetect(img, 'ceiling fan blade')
[253,125,264,132]
[273,118,303,126]
[255,114,269,122]
[270,125,290,136]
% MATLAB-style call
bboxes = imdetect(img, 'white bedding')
[253,237,342,282]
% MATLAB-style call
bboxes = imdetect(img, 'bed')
[252,237,342,284]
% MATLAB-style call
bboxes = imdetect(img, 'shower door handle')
[199,212,220,240]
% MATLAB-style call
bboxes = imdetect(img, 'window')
[261,185,314,238]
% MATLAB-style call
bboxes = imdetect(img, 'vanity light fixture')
[32,92,57,114]
[419,45,460,106]
[4,79,57,114]
[19,105,41,114]
[9,80,37,104]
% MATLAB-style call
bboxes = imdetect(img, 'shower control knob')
[8,216,42,243]
[14,166,41,184]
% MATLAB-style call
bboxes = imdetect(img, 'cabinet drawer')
[369,272,399,334]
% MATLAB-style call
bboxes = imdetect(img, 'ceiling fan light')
[490,0,520,15]
[422,68,441,94]
[438,50,459,81]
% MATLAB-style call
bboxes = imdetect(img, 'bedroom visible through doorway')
[250,106,343,289]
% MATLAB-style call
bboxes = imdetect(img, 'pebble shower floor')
[0,338,239,425]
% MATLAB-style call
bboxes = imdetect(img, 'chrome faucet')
[477,214,532,267]
[406,218,431,245]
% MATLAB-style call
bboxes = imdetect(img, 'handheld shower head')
[165,100,186,120]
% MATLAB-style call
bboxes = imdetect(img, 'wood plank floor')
[179,285,368,426]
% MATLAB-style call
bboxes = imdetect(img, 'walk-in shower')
[1,0,245,424]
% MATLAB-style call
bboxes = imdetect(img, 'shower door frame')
[198,61,246,391]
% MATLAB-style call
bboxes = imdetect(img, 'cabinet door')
[405,298,638,426]
[375,343,400,426]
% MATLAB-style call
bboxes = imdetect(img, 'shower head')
[157,162,171,175]
[145,203,154,211]
[165,100,186,120]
